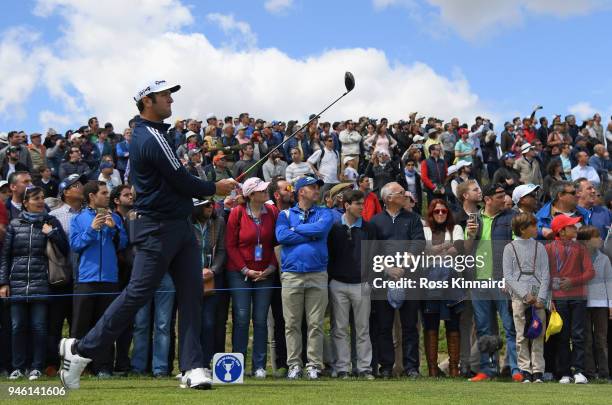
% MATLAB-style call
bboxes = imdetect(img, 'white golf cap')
[134,80,180,102]
[413,135,425,142]
[456,160,472,170]
[343,155,355,165]
[0,180,8,189]
[512,184,540,205]
[206,113,217,121]
[447,165,458,176]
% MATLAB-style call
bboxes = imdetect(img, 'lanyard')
[554,242,571,274]
[247,204,262,245]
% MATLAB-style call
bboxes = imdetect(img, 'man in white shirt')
[262,149,288,181]
[285,147,314,184]
[308,135,340,196]
[571,151,600,186]
[339,120,362,168]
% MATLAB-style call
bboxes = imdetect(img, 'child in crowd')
[545,215,595,384]
[503,213,550,383]
[342,156,358,187]
[577,226,612,380]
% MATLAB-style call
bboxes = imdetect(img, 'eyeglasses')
[433,208,448,215]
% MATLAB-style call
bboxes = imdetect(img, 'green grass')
[2,376,610,404]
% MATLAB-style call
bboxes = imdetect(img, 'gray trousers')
[329,280,372,373]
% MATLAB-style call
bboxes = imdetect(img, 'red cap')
[458,128,469,136]
[213,152,226,164]
[551,214,581,235]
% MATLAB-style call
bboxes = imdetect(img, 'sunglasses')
[433,208,448,215]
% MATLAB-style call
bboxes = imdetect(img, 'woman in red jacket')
[225,177,278,378]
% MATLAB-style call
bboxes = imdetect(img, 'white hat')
[0,132,8,144]
[520,142,534,154]
[447,165,458,176]
[512,184,540,205]
[206,113,217,121]
[134,80,180,102]
[413,135,425,142]
[185,130,198,139]
[242,177,270,197]
[70,132,82,141]
[0,180,8,189]
[456,160,472,170]
[343,156,355,165]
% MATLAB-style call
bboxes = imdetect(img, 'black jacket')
[0,161,29,180]
[396,171,423,214]
[327,219,377,284]
[130,117,216,220]
[0,213,68,298]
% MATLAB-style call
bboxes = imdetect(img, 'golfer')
[59,80,237,390]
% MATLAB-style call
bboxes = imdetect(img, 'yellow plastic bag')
[546,308,563,342]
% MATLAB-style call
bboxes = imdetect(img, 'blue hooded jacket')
[276,204,333,273]
[70,208,128,283]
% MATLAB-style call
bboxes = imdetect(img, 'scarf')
[404,168,415,177]
[21,211,45,223]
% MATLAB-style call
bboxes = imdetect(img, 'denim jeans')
[554,299,586,376]
[227,271,274,370]
[201,272,224,368]
[131,273,175,375]
[472,298,518,376]
[11,301,47,371]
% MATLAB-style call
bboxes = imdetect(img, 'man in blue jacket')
[59,80,237,390]
[535,181,590,240]
[276,175,333,380]
[70,180,127,378]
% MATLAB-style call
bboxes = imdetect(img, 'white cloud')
[0,0,495,133]
[568,102,598,120]
[206,13,257,49]
[375,0,608,40]
[0,28,45,119]
[264,0,293,14]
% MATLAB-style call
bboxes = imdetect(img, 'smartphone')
[96,208,107,216]
[468,213,478,223]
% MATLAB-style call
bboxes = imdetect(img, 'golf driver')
[234,71,355,182]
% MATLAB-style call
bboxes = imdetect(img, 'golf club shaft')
[235,90,350,182]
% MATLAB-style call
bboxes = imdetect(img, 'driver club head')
[344,71,355,92]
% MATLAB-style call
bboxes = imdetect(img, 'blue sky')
[1,0,611,134]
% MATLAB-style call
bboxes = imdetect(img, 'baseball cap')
[263,122,273,129]
[206,113,217,121]
[427,127,439,135]
[0,180,8,189]
[134,80,180,102]
[551,214,581,235]
[0,132,7,144]
[187,148,202,157]
[447,164,458,176]
[412,135,425,142]
[185,131,198,140]
[343,156,355,165]
[512,184,540,205]
[58,173,87,196]
[456,160,472,170]
[458,128,469,136]
[7,145,19,153]
[213,152,226,164]
[524,306,543,340]
[520,142,534,154]
[482,183,506,197]
[99,162,113,170]
[241,177,270,197]
[294,176,324,193]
